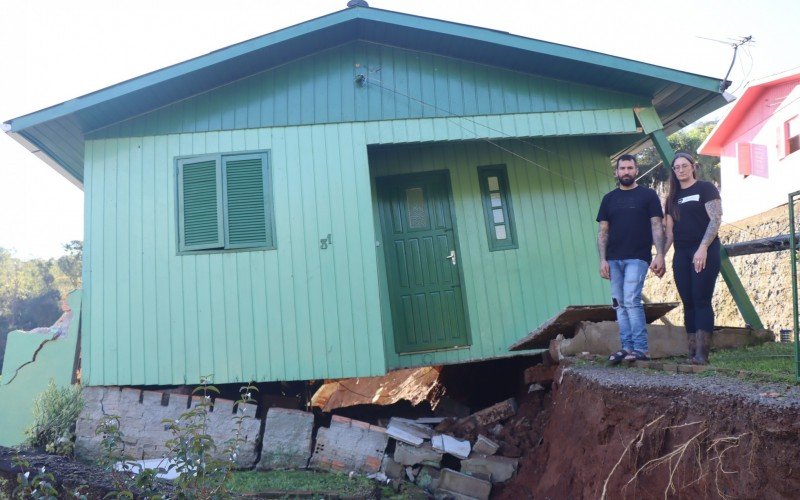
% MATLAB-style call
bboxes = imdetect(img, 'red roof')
[699,71,800,156]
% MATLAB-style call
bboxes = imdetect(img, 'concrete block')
[472,434,499,456]
[431,434,471,459]
[437,468,491,500]
[461,454,518,483]
[310,415,388,473]
[393,441,442,467]
[381,454,405,480]
[415,465,441,492]
[258,408,314,470]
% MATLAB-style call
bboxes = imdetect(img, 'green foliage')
[160,378,258,499]
[226,470,378,496]
[26,380,84,456]
[710,341,798,385]
[636,122,720,194]
[9,456,88,500]
[0,241,82,372]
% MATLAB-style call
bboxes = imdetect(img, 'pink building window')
[785,116,800,157]
[737,143,769,178]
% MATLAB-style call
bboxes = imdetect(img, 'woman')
[665,152,722,365]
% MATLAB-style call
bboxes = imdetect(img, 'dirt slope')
[496,365,800,499]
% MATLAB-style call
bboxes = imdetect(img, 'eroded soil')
[496,364,800,499]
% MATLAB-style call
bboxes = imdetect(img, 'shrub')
[26,380,84,456]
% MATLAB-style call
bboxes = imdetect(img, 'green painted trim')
[634,107,664,135]
[719,245,763,329]
[477,165,518,251]
[648,129,675,167]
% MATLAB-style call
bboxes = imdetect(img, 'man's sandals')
[607,350,628,366]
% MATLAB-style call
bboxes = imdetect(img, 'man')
[596,154,665,363]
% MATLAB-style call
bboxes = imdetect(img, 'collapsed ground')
[3,352,800,499]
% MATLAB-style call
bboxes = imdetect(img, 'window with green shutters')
[477,165,518,251]
[177,151,275,252]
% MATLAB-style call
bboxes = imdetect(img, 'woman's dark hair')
[665,152,696,221]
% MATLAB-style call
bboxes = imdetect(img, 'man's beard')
[618,176,635,186]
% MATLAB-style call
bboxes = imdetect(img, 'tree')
[636,122,720,195]
[56,240,83,290]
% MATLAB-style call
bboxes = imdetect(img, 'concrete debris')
[394,441,443,467]
[381,454,405,480]
[257,408,314,470]
[452,398,518,435]
[387,417,434,445]
[528,383,545,393]
[472,434,499,456]
[415,465,441,492]
[309,415,388,473]
[310,367,444,412]
[461,454,518,483]
[431,434,471,459]
[437,468,492,500]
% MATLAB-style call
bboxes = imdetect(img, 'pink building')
[699,71,800,222]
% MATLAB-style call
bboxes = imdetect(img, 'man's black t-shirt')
[666,180,721,249]
[596,185,663,263]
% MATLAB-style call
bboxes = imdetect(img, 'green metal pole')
[789,192,800,382]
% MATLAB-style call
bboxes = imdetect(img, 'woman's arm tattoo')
[701,199,722,247]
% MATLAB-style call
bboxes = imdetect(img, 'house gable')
[89,42,646,140]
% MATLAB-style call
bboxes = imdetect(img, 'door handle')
[445,250,456,265]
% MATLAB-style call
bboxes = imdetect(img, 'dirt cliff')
[496,365,800,499]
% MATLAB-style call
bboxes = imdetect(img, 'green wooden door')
[377,171,470,353]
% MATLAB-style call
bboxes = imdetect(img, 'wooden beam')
[719,245,764,329]
[724,234,798,256]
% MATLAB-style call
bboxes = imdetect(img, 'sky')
[1,0,799,259]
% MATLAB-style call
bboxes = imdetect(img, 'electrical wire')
[363,75,614,184]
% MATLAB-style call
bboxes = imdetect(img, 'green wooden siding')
[89,41,645,140]
[83,125,386,386]
[83,113,616,385]
[369,137,614,370]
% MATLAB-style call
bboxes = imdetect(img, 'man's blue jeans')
[609,259,649,353]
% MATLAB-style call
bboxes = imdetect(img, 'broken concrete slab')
[437,468,492,500]
[309,415,388,474]
[310,367,443,412]
[387,417,434,445]
[509,303,678,350]
[257,408,314,470]
[461,455,519,483]
[552,321,773,360]
[431,434,471,459]
[393,441,442,467]
[472,434,499,456]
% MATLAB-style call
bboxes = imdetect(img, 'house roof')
[699,70,800,156]
[4,6,731,188]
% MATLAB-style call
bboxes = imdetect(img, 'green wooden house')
[4,6,731,387]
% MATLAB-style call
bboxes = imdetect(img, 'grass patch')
[710,341,799,384]
[227,470,379,497]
